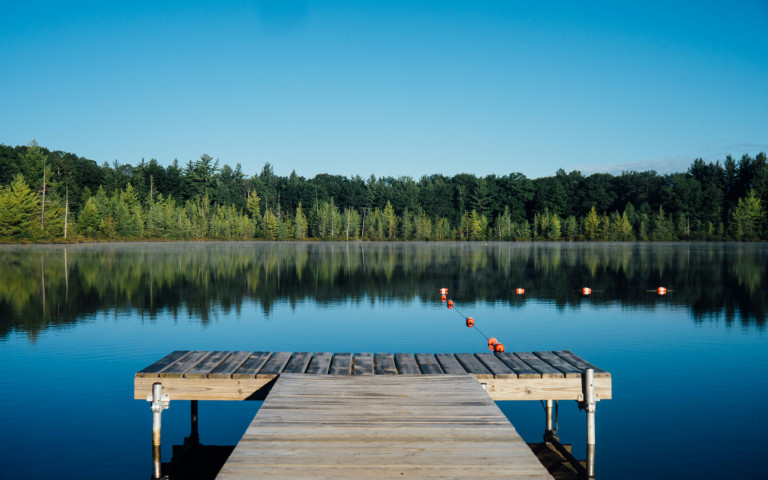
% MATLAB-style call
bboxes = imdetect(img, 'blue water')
[1,242,766,479]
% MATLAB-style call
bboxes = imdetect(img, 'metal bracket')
[147,391,170,412]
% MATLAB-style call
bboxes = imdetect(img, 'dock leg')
[544,400,557,441]
[583,368,596,479]
[147,382,170,480]
[189,400,199,445]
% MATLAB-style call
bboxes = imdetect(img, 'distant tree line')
[0,141,766,242]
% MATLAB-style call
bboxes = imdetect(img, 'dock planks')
[135,351,611,402]
[215,374,554,479]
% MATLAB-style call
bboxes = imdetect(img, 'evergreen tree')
[0,175,41,239]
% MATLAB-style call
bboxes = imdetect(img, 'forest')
[0,141,766,242]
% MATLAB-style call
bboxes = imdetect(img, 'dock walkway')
[136,351,610,479]
[216,373,553,479]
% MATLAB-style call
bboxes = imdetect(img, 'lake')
[1,241,766,479]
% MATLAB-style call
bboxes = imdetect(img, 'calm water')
[1,241,766,479]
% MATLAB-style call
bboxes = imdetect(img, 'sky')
[1,0,767,180]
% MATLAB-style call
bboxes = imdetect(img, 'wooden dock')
[134,351,611,402]
[216,374,554,479]
[136,351,610,479]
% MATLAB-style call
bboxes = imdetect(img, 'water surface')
[1,242,766,479]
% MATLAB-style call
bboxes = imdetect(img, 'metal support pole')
[147,382,170,480]
[584,368,596,479]
[190,400,199,445]
[544,399,556,441]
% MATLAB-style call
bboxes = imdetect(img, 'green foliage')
[0,175,42,238]
[1,141,767,242]
[730,190,764,240]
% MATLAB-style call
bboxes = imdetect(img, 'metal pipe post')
[584,368,596,479]
[190,400,199,444]
[148,382,170,480]
[544,399,554,441]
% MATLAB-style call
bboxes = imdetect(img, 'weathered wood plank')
[136,351,191,377]
[454,353,493,379]
[282,352,312,374]
[495,352,541,378]
[215,374,554,479]
[134,376,273,401]
[435,353,469,375]
[475,352,517,379]
[553,350,610,377]
[329,353,353,375]
[209,351,251,379]
[374,353,397,375]
[160,351,211,378]
[415,353,443,375]
[514,352,564,378]
[352,353,373,376]
[533,351,582,378]
[394,353,420,375]
[305,352,332,375]
[185,351,231,379]
[232,352,272,379]
[484,377,613,401]
[257,351,292,378]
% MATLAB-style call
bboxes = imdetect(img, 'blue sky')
[1,1,766,180]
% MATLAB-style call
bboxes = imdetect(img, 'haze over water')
[1,241,766,479]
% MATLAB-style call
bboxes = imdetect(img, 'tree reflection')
[1,242,765,339]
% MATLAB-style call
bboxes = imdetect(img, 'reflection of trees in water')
[1,242,766,338]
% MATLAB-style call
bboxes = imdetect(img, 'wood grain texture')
[495,352,541,378]
[232,352,272,379]
[394,352,420,375]
[257,351,292,378]
[208,351,251,379]
[160,351,211,378]
[282,352,312,374]
[514,352,564,378]
[414,353,443,375]
[215,374,554,479]
[305,352,332,375]
[455,353,494,379]
[185,351,231,379]
[136,351,191,377]
[553,350,611,378]
[329,353,353,375]
[374,353,397,375]
[353,353,374,375]
[435,353,469,375]
[476,352,517,378]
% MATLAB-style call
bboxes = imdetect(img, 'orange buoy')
[515,288,525,295]
[494,343,505,353]
[488,337,497,347]
[447,300,454,309]
[441,294,446,302]
[582,287,592,295]
[466,317,474,327]
[657,287,667,295]
[439,287,448,295]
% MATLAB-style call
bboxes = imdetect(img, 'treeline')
[0,141,766,242]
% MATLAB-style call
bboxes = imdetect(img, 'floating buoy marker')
[488,337,497,348]
[515,288,525,295]
[447,300,454,309]
[494,343,505,353]
[582,287,592,295]
[441,295,446,302]
[466,317,474,327]
[657,287,667,295]
[439,288,448,295]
